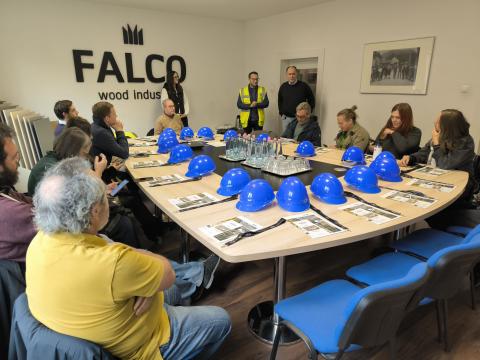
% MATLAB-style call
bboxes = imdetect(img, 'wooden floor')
[159,226,480,360]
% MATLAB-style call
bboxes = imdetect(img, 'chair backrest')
[0,260,25,359]
[462,224,480,244]
[9,293,117,360]
[424,231,480,299]
[337,262,430,350]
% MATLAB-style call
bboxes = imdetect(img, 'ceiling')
[79,0,333,21]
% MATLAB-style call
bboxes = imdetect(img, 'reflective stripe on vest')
[239,86,265,127]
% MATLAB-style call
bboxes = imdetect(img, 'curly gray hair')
[33,157,106,234]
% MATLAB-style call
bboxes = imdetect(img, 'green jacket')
[27,152,59,195]
[335,123,370,152]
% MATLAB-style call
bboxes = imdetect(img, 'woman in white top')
[161,71,190,127]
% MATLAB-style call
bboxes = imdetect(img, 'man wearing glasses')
[237,71,269,134]
[281,102,321,146]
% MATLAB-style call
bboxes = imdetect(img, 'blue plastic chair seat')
[347,252,422,286]
[275,280,362,354]
[393,228,464,259]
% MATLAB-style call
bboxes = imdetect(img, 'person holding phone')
[29,126,223,306]
[27,128,147,249]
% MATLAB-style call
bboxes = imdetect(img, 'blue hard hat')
[295,140,315,157]
[223,129,238,141]
[185,155,216,177]
[370,151,396,168]
[344,165,381,194]
[180,127,194,140]
[217,168,251,196]
[256,133,269,142]
[162,128,177,138]
[341,146,366,165]
[236,179,275,212]
[370,157,402,182]
[276,177,310,212]
[168,144,194,164]
[157,130,176,144]
[157,133,179,153]
[310,173,347,204]
[197,126,214,140]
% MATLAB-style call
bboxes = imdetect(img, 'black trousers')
[101,203,158,251]
[243,121,263,134]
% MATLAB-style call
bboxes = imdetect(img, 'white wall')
[0,0,245,136]
[2,0,479,149]
[244,0,480,148]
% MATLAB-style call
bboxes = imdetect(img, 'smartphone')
[110,179,129,196]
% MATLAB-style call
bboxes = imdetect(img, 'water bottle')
[372,141,382,160]
[427,144,435,167]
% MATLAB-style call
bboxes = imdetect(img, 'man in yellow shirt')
[26,158,231,360]
[154,99,184,135]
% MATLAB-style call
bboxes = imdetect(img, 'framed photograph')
[360,37,435,94]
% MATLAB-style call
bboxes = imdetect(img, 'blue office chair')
[392,224,480,310]
[270,262,429,360]
[9,293,117,360]
[346,233,480,352]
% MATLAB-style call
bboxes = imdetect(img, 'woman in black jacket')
[371,103,421,159]
[400,109,476,203]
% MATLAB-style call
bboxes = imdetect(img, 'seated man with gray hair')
[26,157,231,360]
[281,101,322,146]
[154,99,184,135]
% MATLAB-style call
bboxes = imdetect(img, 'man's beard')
[0,166,19,188]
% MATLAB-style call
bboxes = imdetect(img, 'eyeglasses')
[250,77,259,81]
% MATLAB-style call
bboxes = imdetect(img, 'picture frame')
[360,37,435,95]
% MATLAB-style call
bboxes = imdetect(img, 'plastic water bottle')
[372,141,382,160]
[427,144,435,167]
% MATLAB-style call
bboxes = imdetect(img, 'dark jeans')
[181,117,189,127]
[243,121,262,134]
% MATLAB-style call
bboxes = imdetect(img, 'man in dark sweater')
[53,100,79,138]
[278,66,315,132]
[91,101,129,165]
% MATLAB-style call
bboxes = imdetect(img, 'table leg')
[247,256,299,345]
[180,229,190,263]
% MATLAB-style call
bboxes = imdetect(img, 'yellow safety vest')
[239,86,265,127]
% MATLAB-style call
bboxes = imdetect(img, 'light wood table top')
[125,137,469,263]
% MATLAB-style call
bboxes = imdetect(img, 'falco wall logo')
[72,25,187,100]
[123,25,143,45]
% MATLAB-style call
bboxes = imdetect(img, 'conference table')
[124,135,468,345]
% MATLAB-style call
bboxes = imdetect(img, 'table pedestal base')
[247,300,300,345]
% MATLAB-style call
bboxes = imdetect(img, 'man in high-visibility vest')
[237,71,269,134]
